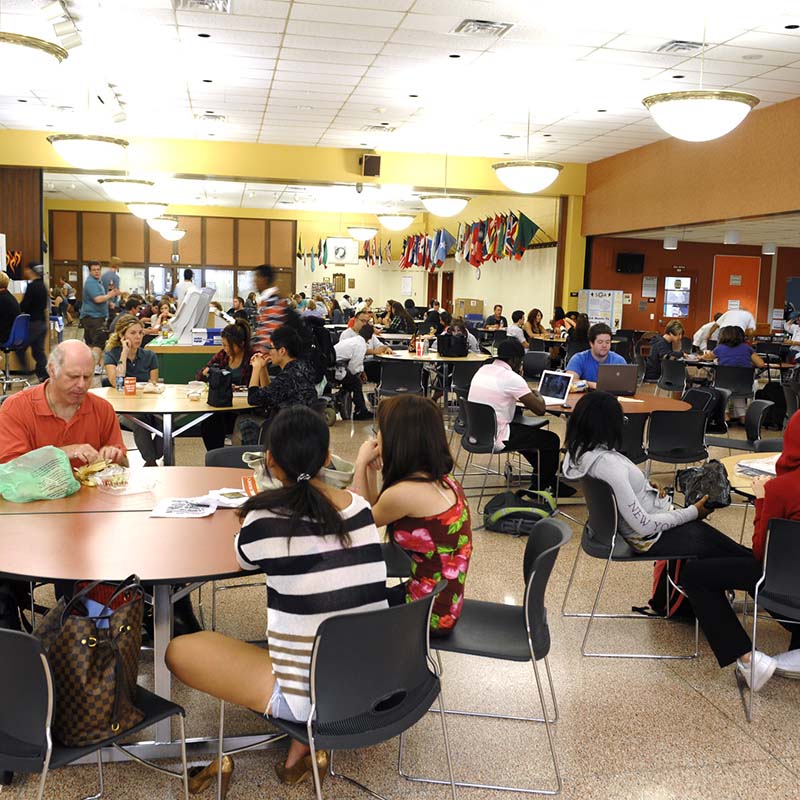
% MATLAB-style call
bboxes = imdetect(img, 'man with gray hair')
[0,340,126,466]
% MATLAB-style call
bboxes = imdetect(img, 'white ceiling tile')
[389,29,488,51]
[732,75,800,93]
[727,31,800,54]
[279,48,375,67]
[290,4,404,28]
[704,43,800,67]
[177,11,286,31]
[399,14,464,33]
[583,48,686,69]
[294,0,413,9]
[286,20,392,42]
[276,60,367,77]
[281,34,384,54]
[760,65,800,82]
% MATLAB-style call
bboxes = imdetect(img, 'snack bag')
[0,446,81,503]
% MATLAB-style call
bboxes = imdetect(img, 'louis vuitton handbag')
[35,575,145,746]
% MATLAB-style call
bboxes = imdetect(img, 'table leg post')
[153,584,173,744]
[162,413,174,466]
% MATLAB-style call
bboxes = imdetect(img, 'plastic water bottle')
[115,364,124,392]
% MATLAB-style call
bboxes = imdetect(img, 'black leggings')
[646,520,752,560]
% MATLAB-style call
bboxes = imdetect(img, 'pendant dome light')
[0,31,67,76]
[642,23,759,142]
[376,213,415,231]
[47,134,129,169]
[493,112,563,193]
[98,178,155,203]
[347,226,378,242]
[160,228,186,241]
[147,216,178,233]
[127,201,168,220]
[420,153,471,217]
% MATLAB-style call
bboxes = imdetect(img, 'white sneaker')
[737,651,777,692]
[773,648,800,679]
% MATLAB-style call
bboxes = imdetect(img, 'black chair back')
[581,476,618,554]
[309,582,444,747]
[680,337,693,354]
[657,358,686,392]
[451,361,482,392]
[714,365,754,398]
[462,400,498,454]
[527,338,546,352]
[612,339,633,362]
[783,384,800,422]
[0,630,51,774]
[378,361,424,396]
[619,413,648,465]
[522,351,549,381]
[756,342,782,359]
[523,519,571,660]
[565,342,584,365]
[205,445,264,468]
[743,399,773,444]
[647,410,708,462]
[761,520,800,603]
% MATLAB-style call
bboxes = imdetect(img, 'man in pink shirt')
[468,339,567,495]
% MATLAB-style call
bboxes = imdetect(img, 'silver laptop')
[597,364,638,396]
[537,370,573,405]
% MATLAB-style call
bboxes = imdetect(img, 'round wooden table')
[376,350,490,364]
[0,467,249,751]
[545,391,691,414]
[720,452,779,499]
[91,384,254,466]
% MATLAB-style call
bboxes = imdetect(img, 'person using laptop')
[468,339,572,496]
[596,364,638,396]
[565,322,626,390]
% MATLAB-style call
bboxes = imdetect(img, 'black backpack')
[299,315,337,383]
[437,331,468,358]
[755,380,786,430]
[682,387,727,433]
[483,489,556,535]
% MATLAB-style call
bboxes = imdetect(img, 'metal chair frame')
[561,477,700,660]
[1,313,32,394]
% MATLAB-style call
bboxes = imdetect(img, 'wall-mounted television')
[615,252,645,274]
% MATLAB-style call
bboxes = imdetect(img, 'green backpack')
[483,489,556,536]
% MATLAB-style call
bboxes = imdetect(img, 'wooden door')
[427,272,439,305]
[441,272,454,313]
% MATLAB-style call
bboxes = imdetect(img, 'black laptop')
[596,364,638,396]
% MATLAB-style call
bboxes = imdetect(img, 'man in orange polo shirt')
[0,340,127,466]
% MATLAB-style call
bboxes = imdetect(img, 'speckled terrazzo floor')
[4,354,798,799]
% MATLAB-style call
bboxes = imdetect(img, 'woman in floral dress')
[353,395,472,635]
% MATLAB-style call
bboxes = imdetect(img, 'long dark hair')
[221,318,251,353]
[377,395,454,493]
[565,392,624,463]
[238,406,346,541]
[572,313,590,341]
[527,308,544,333]
[390,300,415,332]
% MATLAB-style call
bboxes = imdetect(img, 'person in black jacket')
[0,271,21,345]
[644,320,684,382]
[20,263,48,382]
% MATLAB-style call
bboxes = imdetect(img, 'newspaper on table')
[150,497,218,518]
[735,454,780,477]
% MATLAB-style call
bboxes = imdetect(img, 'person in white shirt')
[710,307,756,339]
[339,294,353,313]
[468,339,569,495]
[333,324,374,420]
[354,296,373,314]
[174,268,196,304]
[692,313,723,351]
[506,310,528,347]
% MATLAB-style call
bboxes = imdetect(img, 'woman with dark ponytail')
[197,318,253,450]
[166,406,387,790]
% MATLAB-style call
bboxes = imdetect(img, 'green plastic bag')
[0,446,81,503]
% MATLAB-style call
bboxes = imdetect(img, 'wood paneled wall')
[1,167,43,276]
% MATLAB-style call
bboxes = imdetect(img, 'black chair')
[713,365,756,406]
[381,538,412,580]
[377,361,424,401]
[705,399,784,454]
[450,360,482,393]
[560,476,700,659]
[680,336,693,354]
[783,382,800,424]
[744,518,800,721]
[0,629,189,800]
[564,342,584,365]
[205,444,263,468]
[645,409,708,478]
[619,413,648,465]
[522,350,549,381]
[527,337,546,352]
[398,518,571,794]
[612,338,633,362]
[216,584,457,800]
[655,358,686,396]
[1,313,31,394]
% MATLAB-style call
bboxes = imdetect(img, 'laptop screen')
[538,370,572,401]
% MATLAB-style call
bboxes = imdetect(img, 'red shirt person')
[0,340,126,468]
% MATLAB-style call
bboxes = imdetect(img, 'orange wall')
[710,255,761,321]
[583,97,800,236]
[587,237,784,334]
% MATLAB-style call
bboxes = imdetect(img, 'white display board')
[577,289,624,332]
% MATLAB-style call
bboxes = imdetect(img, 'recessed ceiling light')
[360,142,368,146]
[448,53,461,58]
[197,32,210,38]
[203,78,213,83]
[597,108,607,112]
[543,133,551,137]
[672,74,685,79]
[45,123,54,128]
[785,24,799,29]
[380,121,389,126]
[17,99,27,103]
[296,105,313,110]
[208,132,215,137]
[409,94,418,98]
[742,54,762,60]
[205,110,214,114]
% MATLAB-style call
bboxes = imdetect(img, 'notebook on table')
[537,370,573,405]
[597,364,638,396]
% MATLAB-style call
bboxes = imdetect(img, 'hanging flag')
[454,223,463,264]
[435,228,456,266]
[309,247,316,272]
[385,238,392,264]
[504,212,518,259]
[322,238,328,267]
[297,234,303,266]
[514,212,540,259]
[377,237,383,266]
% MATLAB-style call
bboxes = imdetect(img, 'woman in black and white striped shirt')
[166,406,387,790]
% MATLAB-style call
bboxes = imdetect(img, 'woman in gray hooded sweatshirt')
[561,392,751,559]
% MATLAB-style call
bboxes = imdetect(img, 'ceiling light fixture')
[147,216,178,233]
[377,213,415,231]
[723,230,740,245]
[98,178,155,203]
[160,228,186,242]
[347,226,378,242]
[127,201,168,220]
[0,32,67,77]
[47,134,128,169]
[492,111,563,193]
[663,236,679,250]
[420,153,471,217]
[762,242,777,255]
[642,22,759,142]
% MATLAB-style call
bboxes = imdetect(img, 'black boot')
[172,594,202,637]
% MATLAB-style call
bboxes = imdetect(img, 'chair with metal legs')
[655,358,686,397]
[645,409,708,480]
[561,476,700,659]
[398,518,571,795]
[705,399,784,455]
[0,629,190,800]
[214,583,457,800]
[741,518,800,722]
[1,313,31,394]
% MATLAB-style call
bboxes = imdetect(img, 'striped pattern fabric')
[235,492,388,721]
